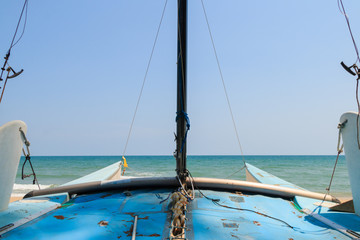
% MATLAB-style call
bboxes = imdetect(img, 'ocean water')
[14,155,352,197]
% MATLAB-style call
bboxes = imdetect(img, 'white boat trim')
[24,177,339,203]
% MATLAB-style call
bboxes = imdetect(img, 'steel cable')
[122,0,168,158]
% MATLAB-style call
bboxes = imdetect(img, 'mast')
[175,0,188,181]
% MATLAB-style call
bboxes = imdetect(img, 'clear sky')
[1,0,360,156]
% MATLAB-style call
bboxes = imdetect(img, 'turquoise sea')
[14,155,352,197]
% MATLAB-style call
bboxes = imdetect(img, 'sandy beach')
[10,194,24,203]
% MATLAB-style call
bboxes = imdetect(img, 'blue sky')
[1,0,360,156]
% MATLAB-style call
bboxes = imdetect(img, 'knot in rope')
[176,110,190,130]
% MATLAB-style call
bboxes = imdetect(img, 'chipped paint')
[229,196,245,203]
[148,234,160,237]
[124,224,134,237]
[98,220,108,226]
[57,202,74,209]
[2,189,355,239]
[100,194,113,198]
[290,201,302,212]
[253,221,261,226]
[223,223,239,228]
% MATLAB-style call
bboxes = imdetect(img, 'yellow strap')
[122,156,128,168]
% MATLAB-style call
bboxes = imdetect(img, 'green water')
[15,155,351,197]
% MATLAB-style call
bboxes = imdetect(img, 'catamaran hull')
[0,121,27,211]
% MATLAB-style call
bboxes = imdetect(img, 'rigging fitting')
[341,61,360,79]
[19,127,40,190]
[0,65,24,104]
[0,0,28,103]
[7,66,24,79]
[0,52,11,82]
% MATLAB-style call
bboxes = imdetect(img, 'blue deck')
[1,188,353,239]
[246,163,360,239]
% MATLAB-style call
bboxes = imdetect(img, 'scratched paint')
[1,189,358,239]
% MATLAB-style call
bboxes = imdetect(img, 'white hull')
[0,121,27,211]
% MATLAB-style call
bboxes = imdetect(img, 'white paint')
[19,198,50,203]
[340,112,360,216]
[0,203,60,235]
[0,121,27,212]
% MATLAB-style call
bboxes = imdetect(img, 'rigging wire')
[337,0,360,64]
[0,0,28,105]
[356,77,360,149]
[337,0,360,148]
[314,121,346,211]
[200,0,247,169]
[313,0,360,210]
[10,0,29,49]
[0,71,10,104]
[0,0,29,81]
[121,0,168,158]
[225,165,246,179]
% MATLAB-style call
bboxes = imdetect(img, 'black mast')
[175,0,188,181]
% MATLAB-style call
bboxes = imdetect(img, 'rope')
[225,165,247,179]
[187,170,294,229]
[356,78,360,149]
[212,201,295,229]
[159,190,175,204]
[200,0,246,169]
[176,175,194,201]
[176,111,190,153]
[121,0,168,159]
[0,71,11,104]
[316,121,346,208]
[10,0,29,49]
[19,127,40,190]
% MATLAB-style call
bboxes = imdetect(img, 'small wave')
[13,183,54,193]
[13,183,53,190]
[128,172,169,178]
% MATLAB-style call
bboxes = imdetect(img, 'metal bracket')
[7,66,23,79]
[341,61,360,79]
